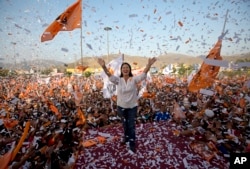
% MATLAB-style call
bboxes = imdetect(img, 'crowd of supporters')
[0,74,249,168]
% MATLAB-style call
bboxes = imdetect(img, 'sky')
[0,0,249,64]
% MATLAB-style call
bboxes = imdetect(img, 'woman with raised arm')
[97,57,157,154]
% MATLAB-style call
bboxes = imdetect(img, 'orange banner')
[49,103,62,119]
[76,107,86,126]
[0,142,15,169]
[41,0,82,42]
[188,39,222,92]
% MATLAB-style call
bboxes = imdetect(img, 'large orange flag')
[188,39,222,92]
[41,0,82,42]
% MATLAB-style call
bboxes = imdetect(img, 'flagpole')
[80,26,83,66]
[221,9,229,35]
[104,27,112,62]
[80,0,83,67]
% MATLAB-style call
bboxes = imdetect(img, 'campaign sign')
[230,153,250,169]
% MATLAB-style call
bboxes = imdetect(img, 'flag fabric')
[101,55,124,98]
[188,39,222,92]
[132,67,152,98]
[187,70,197,85]
[76,65,88,72]
[76,107,86,126]
[203,58,228,67]
[0,142,15,169]
[3,119,19,129]
[165,76,176,84]
[41,0,81,42]
[48,102,62,119]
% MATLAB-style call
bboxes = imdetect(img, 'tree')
[172,66,177,74]
[41,68,52,75]
[65,71,72,77]
[186,65,194,76]
[84,71,92,77]
[178,63,186,76]
[0,69,9,77]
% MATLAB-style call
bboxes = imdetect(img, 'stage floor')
[76,121,229,169]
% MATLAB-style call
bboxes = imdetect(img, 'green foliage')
[221,69,250,78]
[84,71,92,77]
[161,64,167,69]
[172,67,176,74]
[235,58,250,63]
[0,69,10,77]
[178,63,186,76]
[41,68,52,75]
[65,71,72,77]
[176,63,194,77]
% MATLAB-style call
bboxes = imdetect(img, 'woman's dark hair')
[120,62,133,77]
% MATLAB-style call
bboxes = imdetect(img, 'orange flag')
[165,76,176,84]
[3,119,19,129]
[76,65,88,72]
[142,92,156,99]
[49,103,62,119]
[0,142,15,169]
[41,0,82,42]
[76,107,86,126]
[188,39,222,92]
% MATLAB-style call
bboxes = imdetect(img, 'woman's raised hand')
[148,57,157,66]
[97,58,105,67]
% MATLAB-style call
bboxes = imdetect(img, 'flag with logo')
[101,55,123,98]
[188,39,222,92]
[133,67,152,98]
[41,0,81,42]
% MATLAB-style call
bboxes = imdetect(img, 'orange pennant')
[97,136,106,144]
[239,98,246,108]
[76,65,88,71]
[188,39,222,92]
[142,92,156,99]
[76,107,86,126]
[178,21,183,27]
[3,119,19,129]
[0,142,15,169]
[49,103,62,119]
[82,139,97,147]
[41,0,82,42]
[165,77,176,84]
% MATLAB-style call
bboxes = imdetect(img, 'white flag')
[101,55,123,98]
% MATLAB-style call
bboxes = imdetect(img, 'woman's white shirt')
[109,73,147,108]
